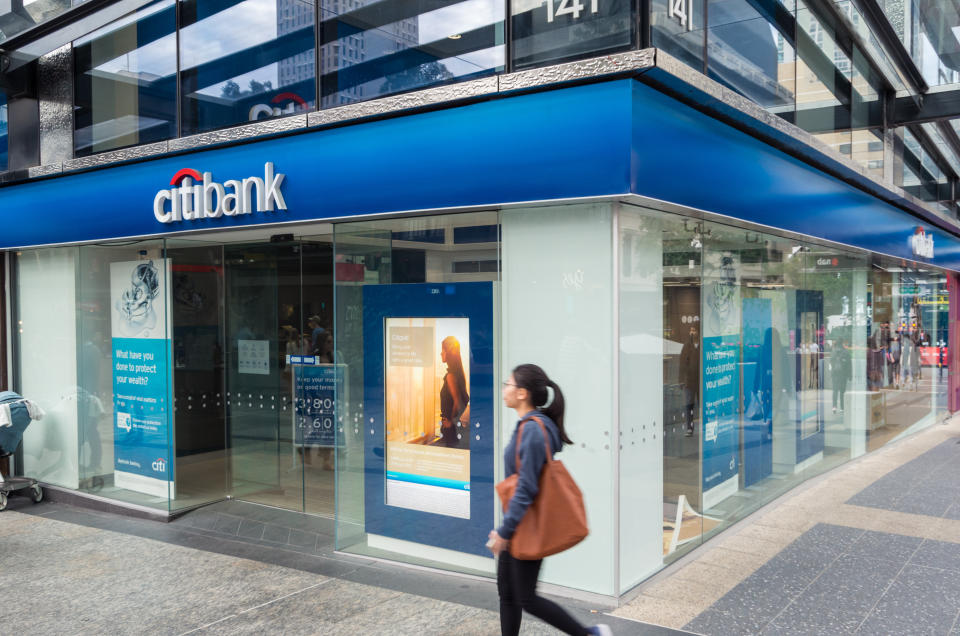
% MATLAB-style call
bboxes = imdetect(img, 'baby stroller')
[0,391,45,511]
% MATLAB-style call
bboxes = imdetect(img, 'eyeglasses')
[501,381,517,388]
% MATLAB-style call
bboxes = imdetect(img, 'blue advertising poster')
[111,259,173,498]
[702,335,741,500]
[294,364,344,447]
[362,282,495,558]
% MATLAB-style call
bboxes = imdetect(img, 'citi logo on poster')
[152,458,167,473]
[249,92,307,121]
[153,162,287,224]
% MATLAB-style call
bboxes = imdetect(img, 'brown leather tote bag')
[495,416,589,560]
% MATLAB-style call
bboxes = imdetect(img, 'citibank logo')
[152,458,166,473]
[910,226,934,260]
[249,92,307,121]
[153,162,287,224]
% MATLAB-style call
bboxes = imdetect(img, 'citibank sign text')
[153,162,287,224]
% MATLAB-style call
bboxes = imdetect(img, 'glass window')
[320,0,504,108]
[881,0,960,87]
[707,0,795,114]
[16,241,174,510]
[901,127,941,202]
[179,0,316,136]
[73,0,177,156]
[651,0,705,72]
[0,90,7,172]
[333,212,500,575]
[852,128,884,178]
[864,258,948,451]
[0,0,89,44]
[511,0,634,70]
[795,2,851,154]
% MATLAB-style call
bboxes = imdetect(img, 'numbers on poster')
[668,0,694,31]
[546,0,599,23]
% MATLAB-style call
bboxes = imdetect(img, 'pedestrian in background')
[488,364,611,636]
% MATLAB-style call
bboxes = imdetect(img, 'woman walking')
[488,364,611,636]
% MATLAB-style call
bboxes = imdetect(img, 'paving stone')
[213,514,242,535]
[763,603,865,635]
[786,554,901,615]
[261,523,291,544]
[686,608,768,636]
[843,529,923,564]
[909,539,960,572]
[857,564,960,635]
[237,519,265,540]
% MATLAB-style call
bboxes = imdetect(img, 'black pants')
[497,550,587,636]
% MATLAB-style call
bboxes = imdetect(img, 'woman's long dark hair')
[512,364,572,445]
[442,336,466,381]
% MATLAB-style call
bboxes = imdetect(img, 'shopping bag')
[495,416,588,560]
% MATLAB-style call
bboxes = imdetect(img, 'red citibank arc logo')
[153,162,287,224]
[249,92,307,121]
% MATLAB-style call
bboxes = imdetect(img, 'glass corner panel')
[651,0,705,71]
[706,0,795,113]
[179,0,317,136]
[321,0,504,108]
[73,0,178,157]
[510,0,634,71]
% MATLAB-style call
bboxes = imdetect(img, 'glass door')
[224,241,304,510]
[168,233,335,514]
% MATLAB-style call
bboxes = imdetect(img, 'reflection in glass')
[795,2,851,150]
[0,0,88,44]
[73,0,177,156]
[0,91,6,172]
[651,0,705,72]
[320,0,503,108]
[707,0,795,113]
[180,0,316,135]
[880,0,960,86]
[511,0,634,70]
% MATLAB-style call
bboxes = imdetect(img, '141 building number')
[545,0,600,22]
[668,0,694,30]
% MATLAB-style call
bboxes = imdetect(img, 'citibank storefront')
[2,75,958,598]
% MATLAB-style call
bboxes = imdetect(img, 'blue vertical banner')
[702,250,741,509]
[702,335,741,500]
[111,259,173,498]
[294,363,345,447]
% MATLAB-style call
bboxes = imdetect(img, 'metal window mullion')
[175,0,182,139]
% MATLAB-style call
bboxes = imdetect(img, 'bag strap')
[513,415,554,471]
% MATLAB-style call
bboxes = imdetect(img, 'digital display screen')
[384,317,471,518]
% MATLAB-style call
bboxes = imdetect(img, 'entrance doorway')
[167,233,334,515]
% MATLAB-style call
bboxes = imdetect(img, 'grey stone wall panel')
[38,44,74,166]
[168,115,308,152]
[64,141,170,171]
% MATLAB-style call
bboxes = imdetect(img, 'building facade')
[1,0,959,601]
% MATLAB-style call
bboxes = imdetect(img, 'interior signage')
[153,162,286,224]
[910,226,934,260]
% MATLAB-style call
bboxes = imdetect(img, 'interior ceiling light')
[448,33,462,39]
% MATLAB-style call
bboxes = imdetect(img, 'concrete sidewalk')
[0,498,681,635]
[616,414,960,635]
